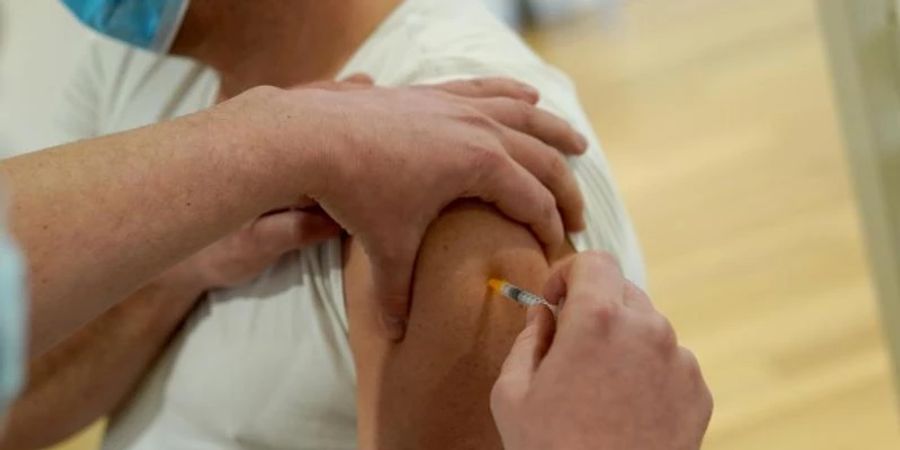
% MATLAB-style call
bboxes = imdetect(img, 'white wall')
[0,0,91,157]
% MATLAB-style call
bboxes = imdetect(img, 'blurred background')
[2,0,899,449]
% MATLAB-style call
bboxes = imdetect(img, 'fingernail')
[526,305,540,324]
[573,213,587,232]
[522,85,540,102]
[381,313,407,340]
[577,133,589,151]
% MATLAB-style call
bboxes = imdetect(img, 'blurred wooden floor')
[527,0,900,448]
[53,0,900,449]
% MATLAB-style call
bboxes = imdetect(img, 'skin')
[165,0,589,334]
[3,3,712,449]
[0,209,341,449]
[345,201,575,449]
[0,280,203,450]
[3,72,586,356]
[171,0,406,98]
[0,1,587,445]
[492,252,713,450]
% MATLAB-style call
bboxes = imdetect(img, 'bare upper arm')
[344,200,574,449]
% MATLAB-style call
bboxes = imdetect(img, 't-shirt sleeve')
[53,38,112,143]
[402,57,647,287]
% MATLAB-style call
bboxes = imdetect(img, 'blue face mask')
[0,219,26,417]
[61,0,190,52]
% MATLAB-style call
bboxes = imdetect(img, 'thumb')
[250,210,342,254]
[496,306,556,399]
[368,237,420,341]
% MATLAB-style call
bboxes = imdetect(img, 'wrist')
[121,268,206,331]
[211,86,328,208]
[152,262,208,301]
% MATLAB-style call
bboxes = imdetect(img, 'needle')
[488,278,558,316]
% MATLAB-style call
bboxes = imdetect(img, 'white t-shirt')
[57,1,645,448]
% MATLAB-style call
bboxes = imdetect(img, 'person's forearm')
[0,277,203,450]
[0,94,316,355]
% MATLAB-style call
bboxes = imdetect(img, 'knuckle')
[681,347,700,369]
[701,385,715,419]
[588,301,621,328]
[518,101,537,128]
[537,193,560,240]
[540,190,558,218]
[626,281,652,304]
[473,143,506,173]
[701,383,714,414]
[547,152,568,180]
[496,98,532,129]
[650,315,678,351]
[679,347,705,380]
[469,78,486,89]
[460,108,497,130]
[679,349,714,423]
[687,351,714,422]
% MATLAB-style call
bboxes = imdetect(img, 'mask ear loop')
[152,0,192,53]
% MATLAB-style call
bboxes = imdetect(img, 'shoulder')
[352,0,583,122]
[376,2,647,284]
[380,2,585,128]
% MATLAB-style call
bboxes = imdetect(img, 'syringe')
[488,278,558,316]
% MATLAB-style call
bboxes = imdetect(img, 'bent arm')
[345,201,574,449]
[0,100,308,355]
[0,279,201,450]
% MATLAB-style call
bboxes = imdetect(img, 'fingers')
[542,255,575,305]
[341,73,375,85]
[188,211,341,290]
[250,210,342,254]
[545,254,651,314]
[624,280,655,312]
[494,125,586,232]
[467,97,588,155]
[293,73,375,93]
[472,154,566,251]
[367,236,421,341]
[680,348,714,428]
[551,251,625,308]
[493,306,556,404]
[459,98,588,233]
[543,252,627,337]
[430,77,540,104]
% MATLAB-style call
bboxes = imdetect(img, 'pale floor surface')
[52,0,900,449]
